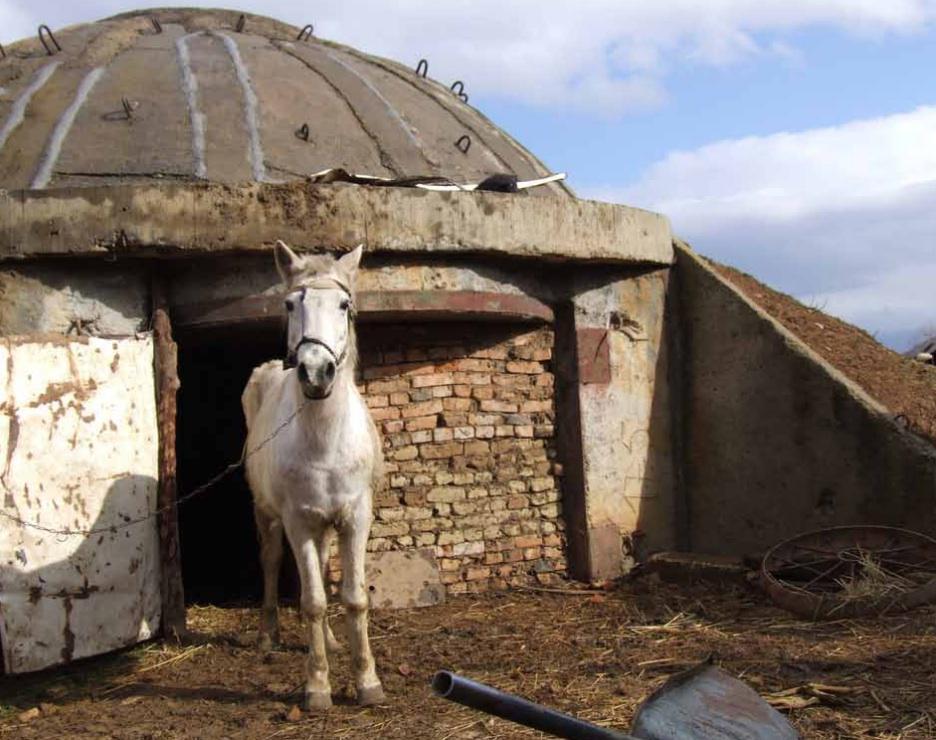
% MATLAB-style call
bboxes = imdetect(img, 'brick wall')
[346,323,566,594]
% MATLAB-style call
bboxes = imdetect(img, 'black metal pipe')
[432,671,637,740]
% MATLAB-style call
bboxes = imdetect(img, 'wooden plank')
[152,280,186,639]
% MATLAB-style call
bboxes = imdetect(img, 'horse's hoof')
[357,684,386,706]
[303,690,333,711]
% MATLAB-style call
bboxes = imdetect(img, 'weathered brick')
[534,424,555,438]
[438,531,465,546]
[453,541,484,556]
[376,507,405,521]
[404,506,433,521]
[371,521,409,537]
[421,441,464,459]
[368,378,409,395]
[435,471,455,485]
[523,546,542,560]
[401,399,443,418]
[383,419,404,434]
[507,494,529,509]
[452,426,475,440]
[521,400,552,414]
[471,386,495,400]
[367,394,389,408]
[465,566,491,581]
[443,397,472,412]
[389,391,410,405]
[412,372,455,388]
[433,428,454,443]
[409,388,433,402]
[495,425,515,437]
[507,360,544,374]
[530,477,555,492]
[480,399,519,413]
[427,486,465,503]
[370,406,401,422]
[453,384,472,398]
[415,533,436,547]
[463,440,491,456]
[405,414,438,431]
[540,503,561,518]
[392,445,418,461]
[514,534,542,549]
[410,429,432,444]
[432,385,454,398]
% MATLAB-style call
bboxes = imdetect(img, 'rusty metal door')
[0,334,161,673]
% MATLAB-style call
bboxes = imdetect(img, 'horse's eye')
[285,299,294,312]
[340,299,351,311]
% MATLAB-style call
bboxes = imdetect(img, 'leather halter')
[283,278,355,370]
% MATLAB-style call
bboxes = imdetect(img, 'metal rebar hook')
[415,59,428,77]
[38,25,61,56]
[150,16,162,34]
[297,24,314,41]
[450,80,469,103]
[295,123,310,142]
[455,135,471,154]
[236,14,246,32]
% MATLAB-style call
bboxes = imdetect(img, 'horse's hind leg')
[255,506,283,651]
[316,527,340,653]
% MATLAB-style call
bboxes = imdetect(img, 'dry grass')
[3,578,936,738]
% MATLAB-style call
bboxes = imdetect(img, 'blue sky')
[4,1,935,350]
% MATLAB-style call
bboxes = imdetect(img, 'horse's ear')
[336,244,364,280]
[274,240,303,284]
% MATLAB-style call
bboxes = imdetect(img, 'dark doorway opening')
[176,323,298,606]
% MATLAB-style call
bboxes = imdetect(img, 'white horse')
[241,241,384,710]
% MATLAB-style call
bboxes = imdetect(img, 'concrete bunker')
[1,7,934,674]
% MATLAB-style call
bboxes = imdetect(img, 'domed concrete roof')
[0,7,571,195]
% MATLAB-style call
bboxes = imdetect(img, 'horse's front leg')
[339,509,384,706]
[284,519,332,710]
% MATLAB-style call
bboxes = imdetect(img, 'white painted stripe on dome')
[0,62,61,156]
[175,33,208,179]
[31,67,105,189]
[323,49,423,153]
[217,32,268,182]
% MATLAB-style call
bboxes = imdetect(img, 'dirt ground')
[3,577,936,739]
[712,261,936,448]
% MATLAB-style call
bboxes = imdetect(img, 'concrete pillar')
[556,269,679,582]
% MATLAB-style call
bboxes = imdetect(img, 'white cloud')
[588,106,936,349]
[4,1,936,116]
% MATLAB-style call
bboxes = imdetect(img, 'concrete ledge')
[173,289,554,330]
[0,182,673,265]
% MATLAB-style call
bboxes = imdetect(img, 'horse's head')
[274,240,362,399]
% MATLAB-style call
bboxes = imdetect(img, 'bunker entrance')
[176,323,300,606]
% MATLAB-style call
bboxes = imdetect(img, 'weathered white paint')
[217,32,268,182]
[0,62,61,155]
[31,67,106,189]
[0,335,160,673]
[175,33,208,179]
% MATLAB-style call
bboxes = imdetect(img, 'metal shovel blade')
[631,661,799,740]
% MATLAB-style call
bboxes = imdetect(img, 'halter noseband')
[283,278,355,370]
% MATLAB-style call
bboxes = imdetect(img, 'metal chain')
[0,400,311,537]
